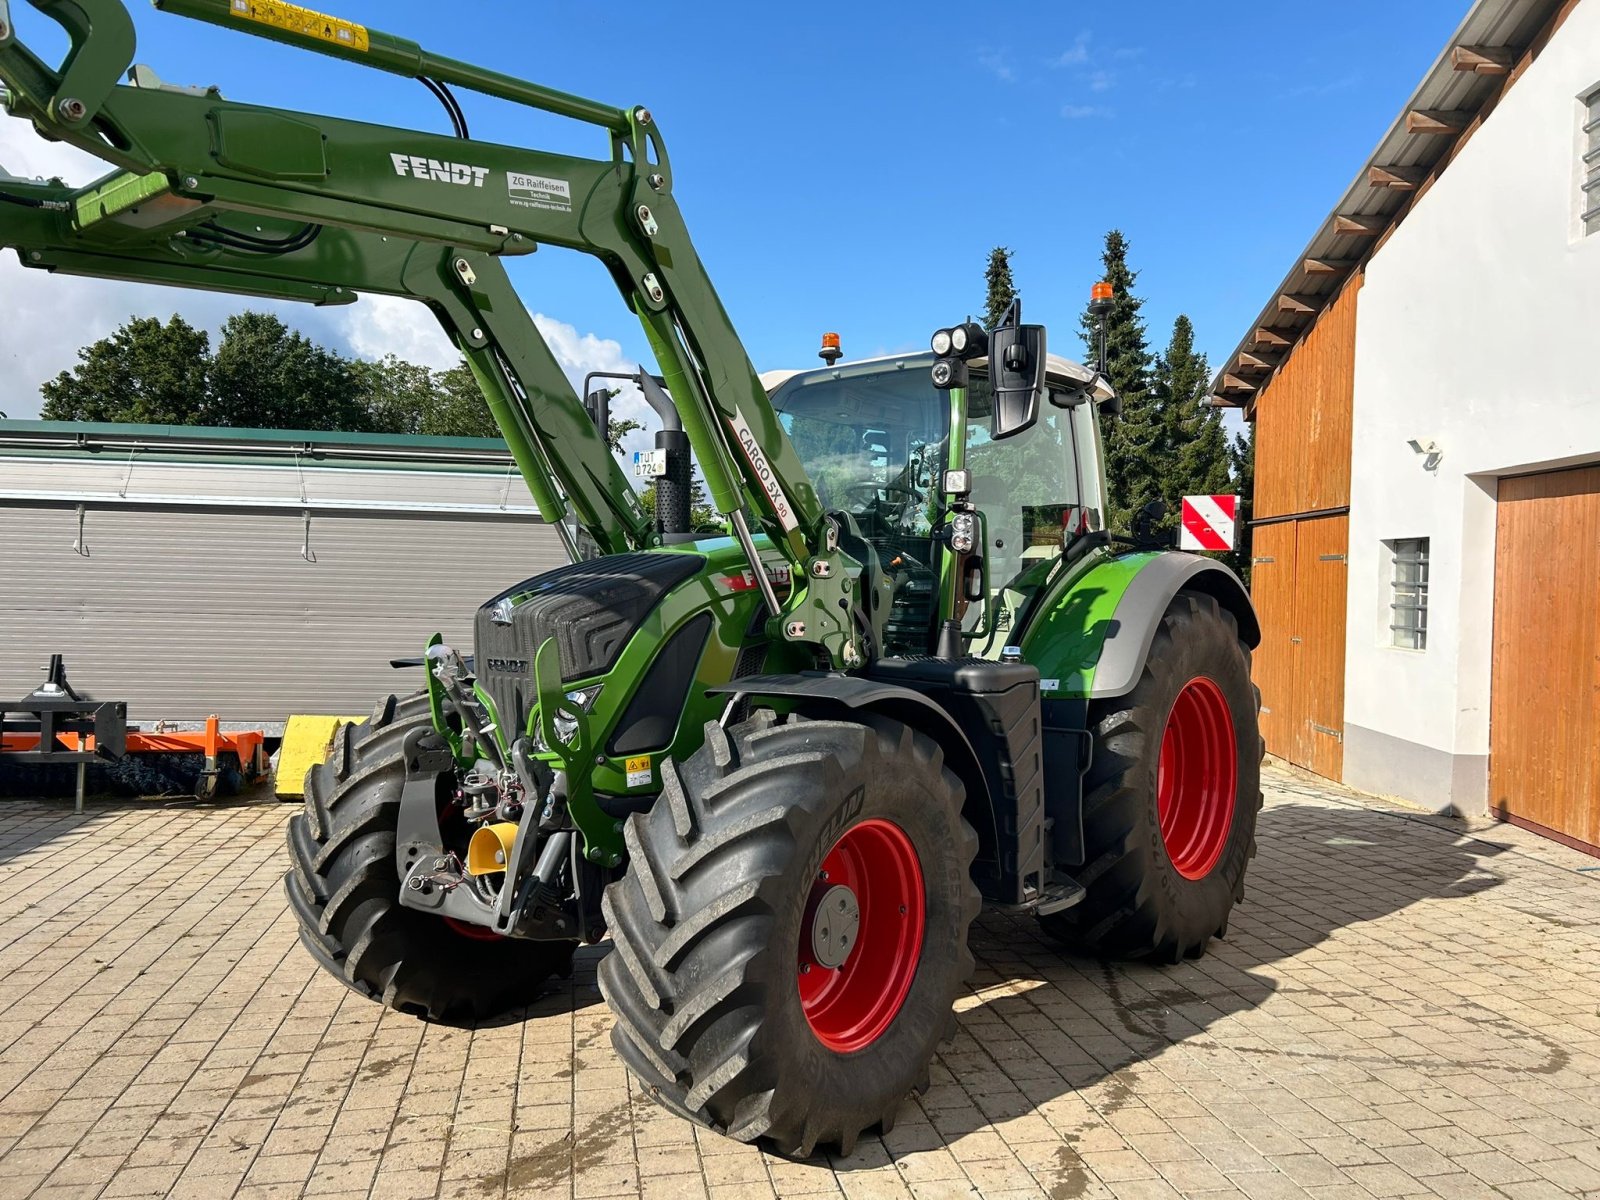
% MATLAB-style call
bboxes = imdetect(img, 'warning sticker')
[229,0,370,52]
[507,171,573,213]
[625,755,653,789]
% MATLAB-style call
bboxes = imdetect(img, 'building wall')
[1345,0,1600,812]
[1,453,565,724]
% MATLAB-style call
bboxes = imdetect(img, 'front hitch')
[392,723,578,939]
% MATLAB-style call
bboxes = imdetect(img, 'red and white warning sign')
[1179,494,1238,551]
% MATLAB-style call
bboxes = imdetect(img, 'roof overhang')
[1210,0,1568,415]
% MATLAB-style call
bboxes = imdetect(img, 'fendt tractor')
[0,0,1262,1155]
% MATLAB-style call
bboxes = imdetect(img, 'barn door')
[1490,466,1600,852]
[1245,515,1347,777]
[1293,515,1348,780]
[1249,523,1301,765]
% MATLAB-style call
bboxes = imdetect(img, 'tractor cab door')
[962,377,1105,658]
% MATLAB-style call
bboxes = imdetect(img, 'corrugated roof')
[1210,0,1566,411]
[0,418,516,472]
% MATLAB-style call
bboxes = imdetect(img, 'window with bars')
[1389,538,1429,650]
[1584,86,1600,236]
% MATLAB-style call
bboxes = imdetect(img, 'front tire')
[284,691,575,1021]
[599,711,980,1156]
[1042,590,1263,962]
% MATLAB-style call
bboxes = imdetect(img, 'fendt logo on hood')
[390,153,489,188]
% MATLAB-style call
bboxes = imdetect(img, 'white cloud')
[977,49,1016,83]
[1088,69,1115,93]
[0,118,108,185]
[1061,104,1112,120]
[336,293,460,370]
[1054,32,1092,67]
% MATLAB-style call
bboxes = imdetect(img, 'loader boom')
[0,0,861,661]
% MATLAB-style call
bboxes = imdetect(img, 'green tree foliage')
[982,247,1018,331]
[40,311,526,439]
[605,416,644,453]
[208,312,372,431]
[1229,424,1255,583]
[1080,230,1160,532]
[357,355,500,437]
[40,315,211,424]
[638,473,718,532]
[1153,314,1232,534]
[1072,234,1246,542]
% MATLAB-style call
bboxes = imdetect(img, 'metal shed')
[0,421,566,723]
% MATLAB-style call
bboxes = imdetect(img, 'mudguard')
[710,670,1016,902]
[1020,550,1258,702]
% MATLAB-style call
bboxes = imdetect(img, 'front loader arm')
[0,0,863,664]
[0,172,644,552]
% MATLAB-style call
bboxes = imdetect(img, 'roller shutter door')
[0,501,565,723]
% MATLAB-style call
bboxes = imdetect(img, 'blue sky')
[3,0,1463,421]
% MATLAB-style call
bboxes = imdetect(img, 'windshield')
[772,358,947,655]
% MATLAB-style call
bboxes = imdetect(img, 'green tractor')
[0,0,1261,1155]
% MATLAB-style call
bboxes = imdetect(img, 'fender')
[707,672,985,785]
[709,671,1000,892]
[1020,550,1259,702]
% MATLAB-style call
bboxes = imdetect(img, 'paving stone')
[1,764,1598,1199]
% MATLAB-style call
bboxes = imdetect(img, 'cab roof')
[760,350,1115,403]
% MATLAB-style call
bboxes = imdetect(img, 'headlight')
[931,329,952,356]
[538,686,603,750]
[950,325,967,353]
[949,511,977,553]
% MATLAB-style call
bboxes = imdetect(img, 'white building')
[1212,0,1599,854]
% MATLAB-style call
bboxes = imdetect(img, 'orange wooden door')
[1249,522,1300,765]
[1293,515,1348,780]
[1490,467,1600,852]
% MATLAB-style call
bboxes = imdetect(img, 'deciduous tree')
[39,315,210,425]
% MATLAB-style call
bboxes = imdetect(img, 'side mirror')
[989,323,1046,440]
[583,386,610,437]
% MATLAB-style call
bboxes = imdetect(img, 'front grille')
[473,551,704,736]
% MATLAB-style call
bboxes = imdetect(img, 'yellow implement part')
[275,714,365,798]
[467,822,519,876]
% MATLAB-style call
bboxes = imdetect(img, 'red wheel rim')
[442,915,502,941]
[1156,677,1238,880]
[798,818,925,1052]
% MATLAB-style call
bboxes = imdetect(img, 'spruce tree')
[1080,230,1157,533]
[1155,315,1232,521]
[983,247,1019,330]
[1229,425,1256,583]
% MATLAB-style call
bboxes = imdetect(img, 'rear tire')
[599,711,980,1156]
[1042,590,1263,962]
[284,691,576,1021]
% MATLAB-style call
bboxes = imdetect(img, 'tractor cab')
[765,349,1116,657]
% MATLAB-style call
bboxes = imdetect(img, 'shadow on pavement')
[828,798,1530,1170]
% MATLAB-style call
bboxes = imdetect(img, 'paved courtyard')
[0,764,1596,1200]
